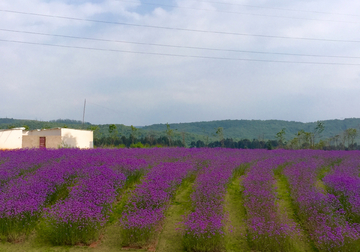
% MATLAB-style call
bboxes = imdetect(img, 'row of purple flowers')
[0,149,152,242]
[0,148,203,243]
[243,155,299,251]
[120,160,197,246]
[0,149,64,189]
[181,149,259,251]
[285,154,360,251]
[1,148,360,250]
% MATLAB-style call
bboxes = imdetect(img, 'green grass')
[0,227,147,252]
[156,178,194,252]
[274,177,313,252]
[274,166,317,252]
[109,169,146,224]
[224,176,249,252]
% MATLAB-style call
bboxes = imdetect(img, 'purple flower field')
[0,148,360,251]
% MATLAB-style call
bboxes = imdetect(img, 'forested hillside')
[142,118,360,142]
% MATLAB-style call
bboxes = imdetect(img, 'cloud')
[0,0,360,125]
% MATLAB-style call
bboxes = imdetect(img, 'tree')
[109,124,117,134]
[311,121,325,147]
[202,127,210,146]
[344,128,357,149]
[333,134,340,148]
[215,127,224,147]
[196,140,205,148]
[88,125,100,141]
[165,123,174,146]
[295,130,311,148]
[181,131,187,147]
[130,125,138,144]
[147,130,156,146]
[275,128,286,147]
[289,137,299,149]
[108,124,118,145]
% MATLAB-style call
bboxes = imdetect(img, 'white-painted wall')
[0,128,93,149]
[0,129,23,149]
[61,128,93,149]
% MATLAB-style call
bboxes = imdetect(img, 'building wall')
[0,129,23,149]
[25,129,61,136]
[61,128,93,149]
[0,128,93,149]
[22,135,62,149]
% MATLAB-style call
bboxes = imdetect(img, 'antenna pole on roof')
[82,99,86,128]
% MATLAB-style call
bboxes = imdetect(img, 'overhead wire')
[114,0,360,23]
[1,28,360,59]
[181,0,360,17]
[0,9,360,43]
[1,38,360,66]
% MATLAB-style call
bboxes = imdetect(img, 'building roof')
[0,127,25,131]
[0,127,92,132]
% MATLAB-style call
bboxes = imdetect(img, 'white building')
[0,127,93,149]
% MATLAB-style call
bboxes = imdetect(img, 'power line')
[1,9,360,43]
[114,0,360,23]
[1,28,360,59]
[184,0,360,17]
[1,38,359,65]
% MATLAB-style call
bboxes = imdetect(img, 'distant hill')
[141,118,360,142]
[1,118,360,144]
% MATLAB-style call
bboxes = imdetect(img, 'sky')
[0,0,360,126]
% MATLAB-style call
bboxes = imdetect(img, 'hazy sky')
[1,0,360,125]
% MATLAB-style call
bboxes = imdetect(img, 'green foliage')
[165,123,174,146]
[120,226,154,248]
[130,142,144,148]
[37,218,101,246]
[344,128,358,148]
[182,231,223,252]
[0,118,90,131]
[232,163,250,178]
[108,124,117,134]
[0,212,40,242]
[45,183,71,207]
[130,125,138,144]
[215,127,224,147]
[266,140,273,150]
[276,128,286,146]
[141,118,360,143]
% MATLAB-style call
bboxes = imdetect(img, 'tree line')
[98,122,360,150]
[2,119,359,150]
